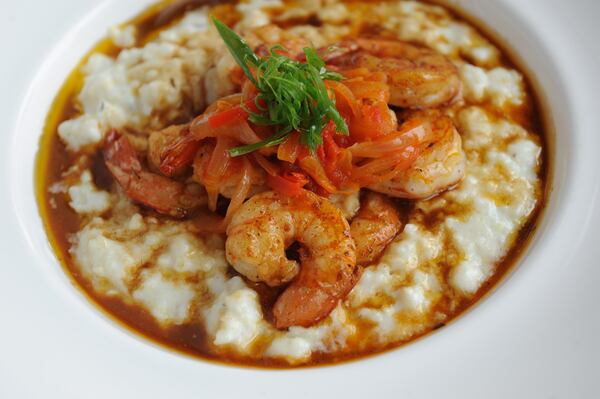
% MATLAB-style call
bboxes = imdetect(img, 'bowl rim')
[2,0,600,397]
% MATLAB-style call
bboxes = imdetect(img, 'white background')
[1,1,599,398]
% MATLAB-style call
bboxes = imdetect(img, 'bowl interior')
[9,0,574,371]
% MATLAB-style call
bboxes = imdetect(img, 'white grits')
[67,170,112,214]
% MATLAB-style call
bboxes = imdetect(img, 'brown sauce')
[35,0,551,368]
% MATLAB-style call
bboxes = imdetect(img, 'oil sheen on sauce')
[35,0,550,368]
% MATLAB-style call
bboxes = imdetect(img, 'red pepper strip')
[267,171,309,197]
[207,106,247,128]
[314,121,351,188]
[208,97,258,129]
[207,97,260,128]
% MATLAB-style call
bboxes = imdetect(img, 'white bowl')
[2,0,599,397]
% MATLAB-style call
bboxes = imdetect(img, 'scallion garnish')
[211,17,348,156]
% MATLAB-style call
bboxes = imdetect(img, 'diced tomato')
[267,171,309,197]
[349,100,396,142]
[317,123,340,164]
[314,121,351,188]
[315,122,337,162]
[285,122,353,192]
[323,125,341,159]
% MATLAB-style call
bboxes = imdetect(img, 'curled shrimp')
[350,192,403,266]
[368,115,466,199]
[103,130,204,218]
[326,38,462,109]
[225,190,357,328]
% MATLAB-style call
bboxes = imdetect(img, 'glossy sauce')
[35,0,550,368]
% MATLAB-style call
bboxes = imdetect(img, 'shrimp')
[326,38,462,109]
[247,24,311,59]
[103,130,205,218]
[350,192,403,266]
[147,124,191,175]
[368,115,466,199]
[225,190,357,328]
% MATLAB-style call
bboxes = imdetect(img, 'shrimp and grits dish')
[36,0,548,367]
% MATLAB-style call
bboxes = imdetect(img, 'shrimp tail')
[103,130,203,218]
[273,285,339,329]
[273,260,357,328]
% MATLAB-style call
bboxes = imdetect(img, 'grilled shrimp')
[225,190,357,328]
[350,192,402,266]
[326,38,462,108]
[369,116,466,199]
[103,130,204,218]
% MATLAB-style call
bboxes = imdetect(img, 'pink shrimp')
[103,130,204,218]
[350,192,403,266]
[325,38,462,108]
[225,190,357,328]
